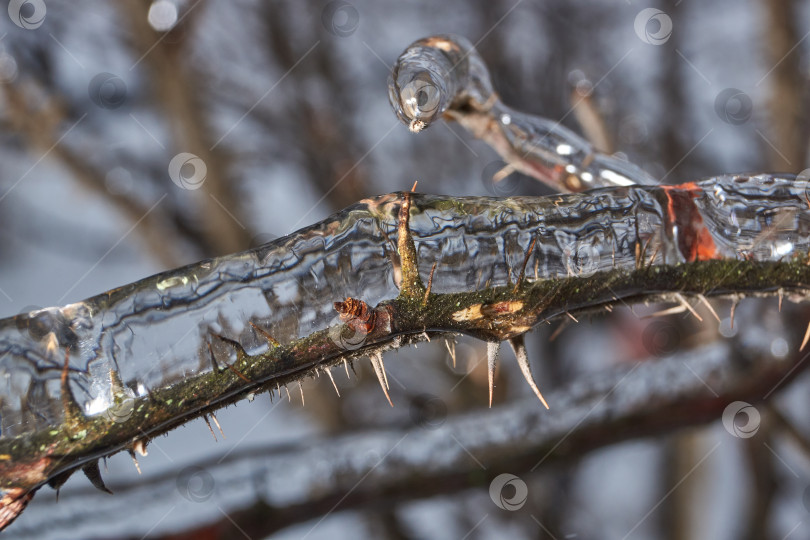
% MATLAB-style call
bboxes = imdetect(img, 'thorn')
[514,236,538,293]
[207,342,220,372]
[210,412,225,439]
[249,322,280,347]
[486,341,499,408]
[674,293,702,322]
[397,191,426,300]
[343,358,351,378]
[325,368,341,397]
[369,352,393,406]
[203,414,218,441]
[424,261,437,304]
[565,311,579,323]
[298,381,305,406]
[133,438,148,457]
[730,298,739,329]
[647,304,688,318]
[508,336,550,409]
[445,339,457,368]
[47,469,74,500]
[82,461,113,494]
[801,321,810,352]
[697,294,721,323]
[492,163,516,184]
[549,318,570,342]
[225,362,251,382]
[128,450,142,475]
[411,180,418,192]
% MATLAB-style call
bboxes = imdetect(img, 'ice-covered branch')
[2,175,810,528]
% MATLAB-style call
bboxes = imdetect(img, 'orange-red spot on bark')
[661,184,719,262]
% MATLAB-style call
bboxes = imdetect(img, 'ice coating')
[1,175,808,441]
[388,34,657,190]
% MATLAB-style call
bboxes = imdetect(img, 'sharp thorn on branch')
[508,335,550,409]
[549,318,570,342]
[697,294,721,323]
[133,439,148,457]
[445,339,457,368]
[128,450,142,475]
[325,368,341,397]
[730,298,739,329]
[369,352,393,407]
[210,412,225,439]
[82,461,113,494]
[424,261,437,304]
[202,414,217,442]
[486,341,500,408]
[674,293,702,322]
[249,321,280,347]
[514,235,538,293]
[647,304,687,318]
[801,321,810,352]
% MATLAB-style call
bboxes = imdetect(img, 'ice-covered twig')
[2,175,810,528]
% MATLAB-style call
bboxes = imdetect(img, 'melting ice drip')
[388,34,657,191]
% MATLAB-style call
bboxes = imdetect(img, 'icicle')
[82,461,112,494]
[801,321,810,352]
[508,335,550,409]
[486,341,500,408]
[369,352,393,407]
